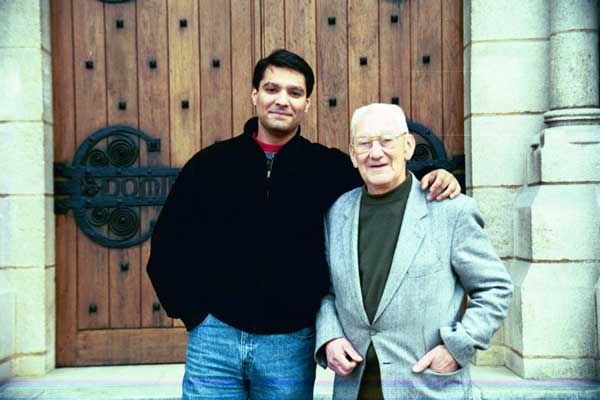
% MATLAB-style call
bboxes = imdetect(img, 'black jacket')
[146,117,362,333]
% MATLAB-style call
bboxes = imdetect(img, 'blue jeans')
[182,314,316,400]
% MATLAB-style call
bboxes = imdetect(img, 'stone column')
[464,0,550,367]
[0,0,55,376]
[510,0,600,379]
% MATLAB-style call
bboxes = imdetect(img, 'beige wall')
[0,0,55,377]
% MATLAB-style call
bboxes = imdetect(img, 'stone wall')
[464,0,550,367]
[0,0,55,377]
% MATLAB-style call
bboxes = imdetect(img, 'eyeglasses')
[351,132,407,154]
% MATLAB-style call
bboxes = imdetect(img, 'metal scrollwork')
[54,126,179,249]
[406,120,465,176]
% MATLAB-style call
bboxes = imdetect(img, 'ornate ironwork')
[55,122,463,248]
[54,126,179,249]
[406,119,465,178]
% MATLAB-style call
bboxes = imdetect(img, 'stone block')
[512,261,599,359]
[504,260,526,354]
[471,41,549,114]
[471,0,549,41]
[473,344,505,366]
[514,183,600,261]
[12,353,48,376]
[596,277,600,378]
[539,125,600,183]
[0,122,46,195]
[42,50,53,124]
[550,32,599,110]
[0,271,15,361]
[0,196,47,267]
[44,267,55,371]
[470,114,544,187]
[0,48,43,121]
[40,0,51,52]
[44,122,54,195]
[5,268,47,354]
[470,188,517,257]
[506,350,597,379]
[0,0,42,48]
[464,116,472,190]
[464,45,471,117]
[0,359,11,382]
[45,197,55,267]
[551,0,598,32]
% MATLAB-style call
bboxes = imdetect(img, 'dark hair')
[252,49,315,97]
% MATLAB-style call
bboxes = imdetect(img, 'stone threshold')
[1,364,599,399]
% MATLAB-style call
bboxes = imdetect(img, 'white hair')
[350,103,409,139]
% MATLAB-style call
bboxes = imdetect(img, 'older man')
[315,103,513,399]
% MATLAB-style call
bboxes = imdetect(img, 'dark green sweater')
[357,174,412,397]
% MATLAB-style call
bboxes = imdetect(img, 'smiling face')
[251,66,311,144]
[350,106,415,195]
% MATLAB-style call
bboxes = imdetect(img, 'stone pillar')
[0,0,55,376]
[464,0,550,366]
[510,0,600,379]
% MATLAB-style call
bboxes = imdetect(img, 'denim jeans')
[182,314,316,400]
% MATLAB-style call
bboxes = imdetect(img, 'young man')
[147,50,460,400]
[316,103,513,399]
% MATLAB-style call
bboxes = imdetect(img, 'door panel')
[53,0,463,366]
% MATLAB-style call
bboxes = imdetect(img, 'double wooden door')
[52,0,463,365]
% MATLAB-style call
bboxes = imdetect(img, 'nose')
[274,90,289,106]
[368,141,385,158]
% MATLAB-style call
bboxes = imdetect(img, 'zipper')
[265,155,274,200]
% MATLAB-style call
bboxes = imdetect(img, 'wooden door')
[52,0,462,366]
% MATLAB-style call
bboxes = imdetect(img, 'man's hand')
[325,337,363,376]
[421,169,461,201]
[412,345,459,374]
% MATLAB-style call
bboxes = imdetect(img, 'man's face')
[251,66,311,140]
[350,109,415,195]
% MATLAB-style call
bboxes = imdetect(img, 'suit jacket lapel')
[372,177,428,324]
[341,190,370,326]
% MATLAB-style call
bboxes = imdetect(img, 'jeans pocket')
[291,326,315,340]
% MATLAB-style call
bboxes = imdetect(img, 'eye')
[289,89,304,97]
[356,139,371,147]
[263,84,278,94]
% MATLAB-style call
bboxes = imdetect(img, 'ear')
[349,145,359,168]
[403,133,416,161]
[251,88,258,106]
[304,97,311,113]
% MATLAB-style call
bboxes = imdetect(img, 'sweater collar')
[243,117,304,167]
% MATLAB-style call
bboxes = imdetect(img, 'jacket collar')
[243,117,305,170]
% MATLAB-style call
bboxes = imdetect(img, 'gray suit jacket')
[315,176,513,400]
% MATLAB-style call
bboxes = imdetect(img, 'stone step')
[1,364,598,399]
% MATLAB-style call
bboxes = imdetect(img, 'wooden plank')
[168,0,201,165]
[316,0,348,150]
[379,0,412,118]
[348,0,379,115]
[253,0,262,63]
[105,0,141,329]
[199,0,232,145]
[231,0,255,136]
[52,0,77,365]
[72,0,109,331]
[285,0,317,142]
[411,0,443,137]
[442,0,464,158]
[261,0,284,55]
[137,0,173,328]
[75,328,188,365]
